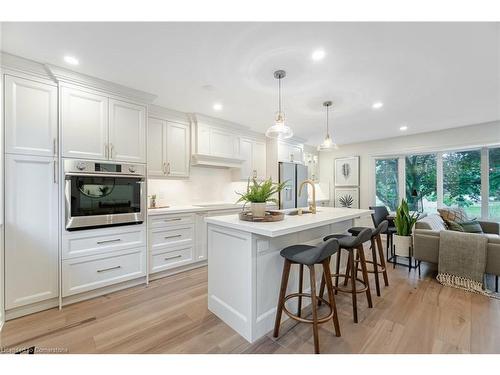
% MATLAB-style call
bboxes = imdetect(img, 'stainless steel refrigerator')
[278,162,309,209]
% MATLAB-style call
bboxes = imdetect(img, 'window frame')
[371,145,499,219]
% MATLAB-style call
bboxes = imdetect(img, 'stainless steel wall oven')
[64,159,145,230]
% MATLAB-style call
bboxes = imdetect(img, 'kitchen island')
[205,207,372,343]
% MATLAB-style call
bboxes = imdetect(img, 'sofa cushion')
[459,220,484,234]
[446,219,465,232]
[438,207,469,224]
[415,214,447,231]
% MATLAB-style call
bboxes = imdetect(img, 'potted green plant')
[236,178,286,218]
[393,199,419,256]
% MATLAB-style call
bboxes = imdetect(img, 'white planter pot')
[251,202,267,218]
[394,235,412,257]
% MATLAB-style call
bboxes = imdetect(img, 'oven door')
[65,173,145,230]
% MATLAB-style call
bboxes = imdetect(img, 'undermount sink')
[286,209,320,216]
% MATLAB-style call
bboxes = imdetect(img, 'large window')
[375,158,399,211]
[405,154,437,213]
[490,147,500,219]
[443,150,481,219]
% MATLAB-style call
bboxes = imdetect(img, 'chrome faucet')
[298,179,316,214]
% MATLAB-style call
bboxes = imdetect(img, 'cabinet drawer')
[149,213,194,229]
[151,225,194,251]
[62,248,146,297]
[150,246,193,274]
[63,227,146,259]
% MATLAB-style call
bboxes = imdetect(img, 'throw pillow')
[438,207,469,225]
[459,220,484,234]
[445,220,465,232]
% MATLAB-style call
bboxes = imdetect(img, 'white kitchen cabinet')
[166,121,190,176]
[234,138,267,180]
[304,151,319,182]
[109,99,146,163]
[4,75,58,157]
[4,154,59,309]
[61,86,109,160]
[147,117,190,178]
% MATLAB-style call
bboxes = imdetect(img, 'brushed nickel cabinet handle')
[164,255,182,261]
[53,138,57,156]
[164,234,182,239]
[110,143,114,159]
[96,238,121,244]
[53,160,57,184]
[167,162,171,175]
[163,162,167,174]
[164,218,181,222]
[97,265,121,273]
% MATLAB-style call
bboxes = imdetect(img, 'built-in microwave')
[64,159,146,231]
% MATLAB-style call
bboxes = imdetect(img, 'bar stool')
[273,238,341,354]
[320,228,373,323]
[346,221,389,297]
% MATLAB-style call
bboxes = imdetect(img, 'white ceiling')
[1,22,499,145]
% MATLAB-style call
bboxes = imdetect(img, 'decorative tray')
[239,210,285,222]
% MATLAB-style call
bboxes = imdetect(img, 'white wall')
[148,166,248,207]
[319,121,500,210]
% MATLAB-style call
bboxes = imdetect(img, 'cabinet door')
[61,87,108,160]
[5,154,59,309]
[252,141,267,179]
[166,121,190,177]
[210,129,235,158]
[147,117,166,177]
[5,75,58,157]
[291,145,304,164]
[239,138,253,180]
[277,141,291,162]
[109,99,146,163]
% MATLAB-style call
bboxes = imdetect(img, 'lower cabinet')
[61,225,147,297]
[4,154,59,310]
[150,245,193,274]
[62,247,146,297]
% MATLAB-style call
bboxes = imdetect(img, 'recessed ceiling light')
[372,101,384,110]
[311,49,326,61]
[213,103,223,111]
[64,55,79,65]
[400,125,408,131]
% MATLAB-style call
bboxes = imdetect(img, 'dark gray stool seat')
[348,225,395,237]
[274,239,341,354]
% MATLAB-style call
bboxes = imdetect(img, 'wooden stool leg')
[358,245,373,308]
[318,257,330,306]
[350,249,358,323]
[322,259,341,337]
[344,251,352,287]
[371,238,381,297]
[273,259,291,338]
[298,264,304,316]
[335,248,341,295]
[496,275,498,293]
[376,234,389,286]
[308,265,320,354]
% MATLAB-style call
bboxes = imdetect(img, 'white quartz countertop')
[205,207,373,237]
[148,202,244,215]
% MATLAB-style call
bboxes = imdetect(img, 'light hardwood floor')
[1,258,500,354]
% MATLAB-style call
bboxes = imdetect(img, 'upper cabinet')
[61,87,109,160]
[147,106,190,178]
[234,138,267,180]
[304,151,319,182]
[61,85,147,163]
[4,75,58,157]
[277,140,304,164]
[109,99,146,163]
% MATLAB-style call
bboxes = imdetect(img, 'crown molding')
[148,104,189,124]
[0,52,54,81]
[45,64,157,104]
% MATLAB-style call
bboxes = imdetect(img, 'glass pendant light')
[265,70,293,139]
[318,100,338,150]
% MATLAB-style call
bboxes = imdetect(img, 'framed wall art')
[334,187,359,209]
[335,156,359,186]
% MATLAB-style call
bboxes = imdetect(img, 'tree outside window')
[405,154,437,213]
[375,158,399,211]
[489,147,500,219]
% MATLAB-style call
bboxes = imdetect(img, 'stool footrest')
[353,259,386,274]
[283,292,334,324]
[330,273,369,293]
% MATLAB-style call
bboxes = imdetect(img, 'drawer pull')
[164,218,182,222]
[164,255,182,261]
[96,238,122,245]
[164,234,182,239]
[97,265,122,273]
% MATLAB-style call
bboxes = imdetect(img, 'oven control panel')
[64,159,145,176]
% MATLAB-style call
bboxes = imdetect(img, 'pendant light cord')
[326,104,329,136]
[278,76,282,113]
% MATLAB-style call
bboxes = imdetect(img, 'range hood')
[191,153,245,168]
